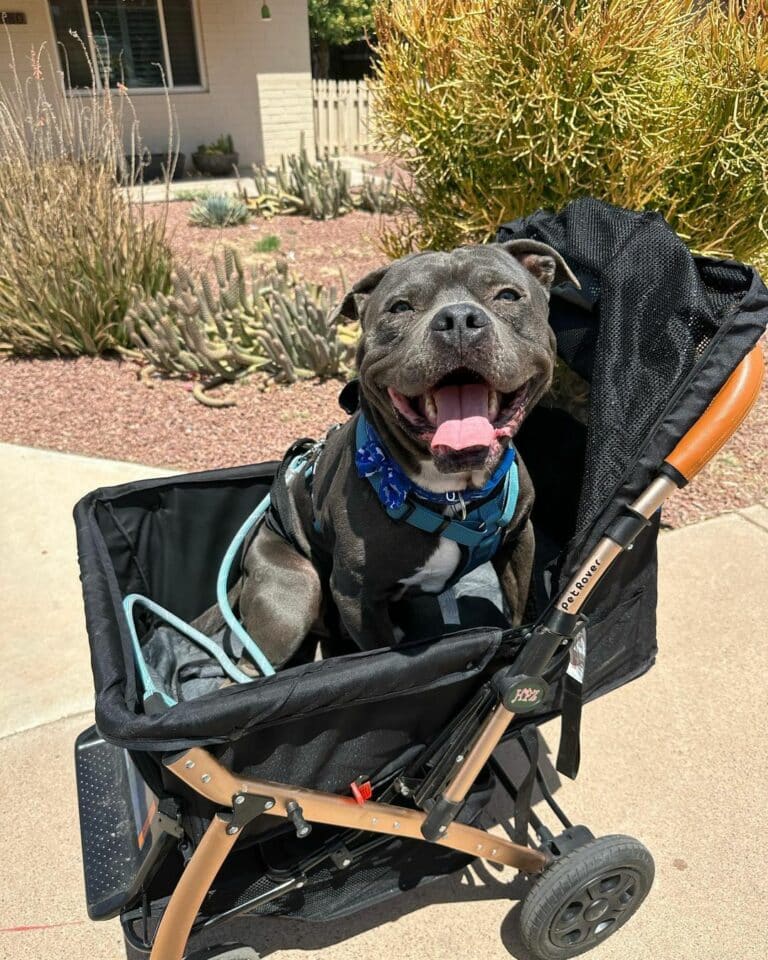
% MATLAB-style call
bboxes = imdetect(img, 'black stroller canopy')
[498,197,766,568]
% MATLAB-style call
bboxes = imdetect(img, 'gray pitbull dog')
[196,240,578,669]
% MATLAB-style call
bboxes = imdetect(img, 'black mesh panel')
[497,198,758,534]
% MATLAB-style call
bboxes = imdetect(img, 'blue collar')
[354,415,520,576]
[355,415,516,512]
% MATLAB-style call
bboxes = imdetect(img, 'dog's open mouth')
[387,368,532,454]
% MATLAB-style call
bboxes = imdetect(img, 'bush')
[126,247,356,387]
[0,42,174,356]
[188,194,250,227]
[253,234,281,253]
[373,0,768,268]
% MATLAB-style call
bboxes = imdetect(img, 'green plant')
[253,234,282,253]
[308,0,375,77]
[196,133,236,155]
[126,247,356,394]
[188,194,250,228]
[244,136,355,220]
[373,0,768,266]
[0,40,173,356]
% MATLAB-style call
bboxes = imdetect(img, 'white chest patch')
[398,538,461,595]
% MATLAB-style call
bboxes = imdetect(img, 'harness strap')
[556,624,588,780]
[514,725,540,846]
[383,476,518,547]
[355,416,519,561]
[263,437,326,555]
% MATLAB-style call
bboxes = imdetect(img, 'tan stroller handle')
[665,344,764,482]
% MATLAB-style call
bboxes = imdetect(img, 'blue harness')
[354,416,519,579]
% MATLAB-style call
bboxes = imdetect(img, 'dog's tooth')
[489,391,500,421]
[424,392,437,425]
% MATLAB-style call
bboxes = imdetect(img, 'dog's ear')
[334,264,390,324]
[499,239,580,293]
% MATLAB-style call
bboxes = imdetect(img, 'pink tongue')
[431,384,495,451]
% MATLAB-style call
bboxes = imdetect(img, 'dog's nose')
[429,302,490,345]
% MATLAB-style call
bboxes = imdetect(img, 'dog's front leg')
[492,519,535,626]
[330,565,399,651]
[238,527,323,669]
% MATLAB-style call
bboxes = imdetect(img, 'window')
[49,0,202,90]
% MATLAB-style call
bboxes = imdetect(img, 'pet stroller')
[73,200,767,960]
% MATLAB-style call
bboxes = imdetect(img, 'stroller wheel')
[518,834,654,960]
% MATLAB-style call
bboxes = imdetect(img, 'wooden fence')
[313,79,376,155]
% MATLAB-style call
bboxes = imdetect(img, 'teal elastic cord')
[214,453,314,677]
[125,455,313,702]
[215,492,276,678]
[123,593,256,708]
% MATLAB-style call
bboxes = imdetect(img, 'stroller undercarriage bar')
[143,747,550,959]
[163,748,549,874]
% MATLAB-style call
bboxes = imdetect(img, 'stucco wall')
[0,0,314,167]
[0,1,58,91]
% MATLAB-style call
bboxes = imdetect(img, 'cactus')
[241,135,404,221]
[241,134,355,221]
[188,194,250,228]
[126,247,356,396]
[356,168,403,214]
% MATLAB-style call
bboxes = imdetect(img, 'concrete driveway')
[1,442,766,960]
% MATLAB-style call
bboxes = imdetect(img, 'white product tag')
[566,626,587,684]
[438,588,461,626]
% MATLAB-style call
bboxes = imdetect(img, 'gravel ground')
[0,357,345,471]
[157,202,394,287]
[1,341,765,528]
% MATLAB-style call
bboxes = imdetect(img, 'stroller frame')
[134,347,763,960]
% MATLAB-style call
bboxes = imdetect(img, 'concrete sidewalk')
[1,442,766,960]
[129,156,376,204]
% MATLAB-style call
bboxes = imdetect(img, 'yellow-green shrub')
[373,0,768,270]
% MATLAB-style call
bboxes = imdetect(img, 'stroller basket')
[73,201,767,960]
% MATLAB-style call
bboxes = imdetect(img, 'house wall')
[0,0,314,168]
[0,1,57,91]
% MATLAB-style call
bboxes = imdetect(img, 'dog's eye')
[389,299,412,314]
[495,288,521,302]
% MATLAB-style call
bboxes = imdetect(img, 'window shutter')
[88,1,166,88]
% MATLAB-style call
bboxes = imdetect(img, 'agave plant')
[188,194,250,228]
